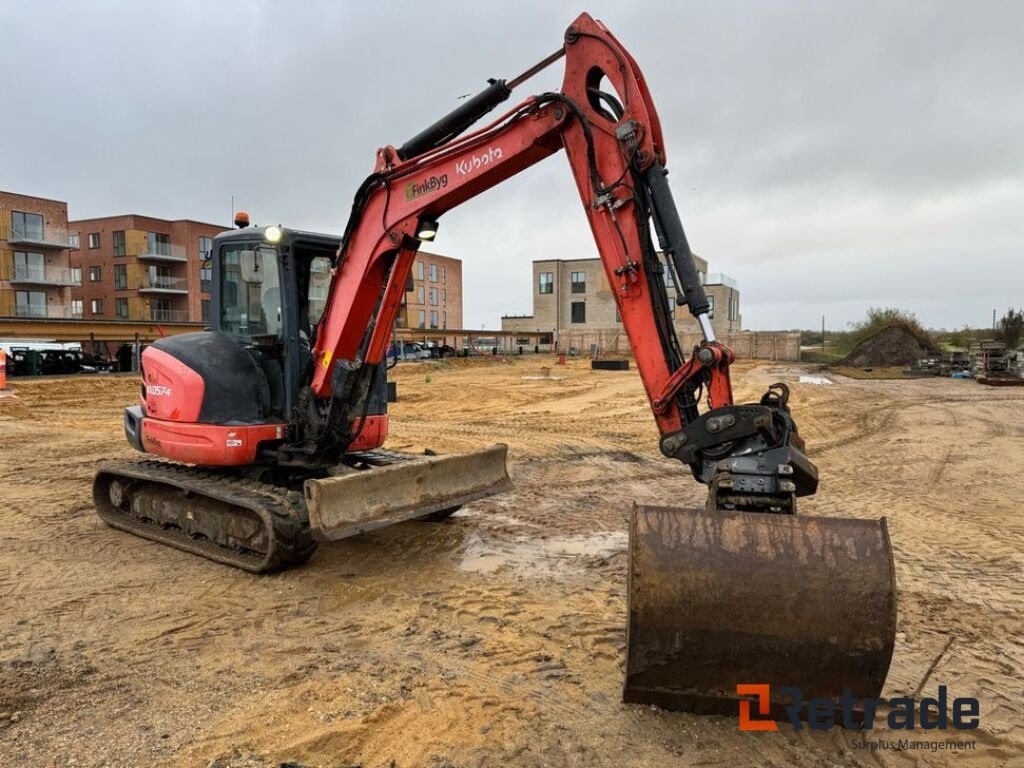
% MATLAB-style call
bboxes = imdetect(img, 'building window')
[15,290,47,318]
[707,295,715,318]
[200,267,212,293]
[416,286,424,304]
[202,299,210,323]
[89,265,102,282]
[697,270,705,285]
[114,264,128,290]
[13,251,45,281]
[91,298,104,315]
[417,309,426,328]
[441,266,446,284]
[429,263,437,282]
[70,266,81,285]
[115,297,129,319]
[430,310,439,328]
[571,271,586,293]
[88,232,101,249]
[429,287,438,306]
[198,236,213,259]
[416,261,425,280]
[147,232,171,255]
[538,272,554,294]
[113,230,126,256]
[663,263,675,288]
[71,299,83,318]
[571,301,586,324]
[69,233,80,249]
[150,299,175,321]
[11,211,44,240]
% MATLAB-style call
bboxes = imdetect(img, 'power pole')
[821,314,826,354]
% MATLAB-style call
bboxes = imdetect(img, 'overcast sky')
[2,0,1021,331]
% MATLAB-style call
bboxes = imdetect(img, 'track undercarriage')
[93,445,512,573]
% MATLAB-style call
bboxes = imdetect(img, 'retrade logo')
[737,684,778,731]
[737,684,980,732]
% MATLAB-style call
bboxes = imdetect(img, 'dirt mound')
[839,324,940,367]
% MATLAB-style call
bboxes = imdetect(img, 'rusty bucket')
[624,504,896,717]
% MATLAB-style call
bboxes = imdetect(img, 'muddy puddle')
[458,530,627,575]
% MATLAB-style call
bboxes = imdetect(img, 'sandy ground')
[0,358,1021,767]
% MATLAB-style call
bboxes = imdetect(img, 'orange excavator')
[94,13,895,719]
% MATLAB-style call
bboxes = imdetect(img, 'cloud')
[2,0,1021,330]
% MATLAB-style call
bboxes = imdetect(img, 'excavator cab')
[210,226,344,426]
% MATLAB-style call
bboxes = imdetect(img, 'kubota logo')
[454,146,503,176]
[737,684,980,731]
[146,384,172,397]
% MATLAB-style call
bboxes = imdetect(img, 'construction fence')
[553,329,801,361]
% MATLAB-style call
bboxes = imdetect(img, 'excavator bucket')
[305,444,512,541]
[624,504,896,719]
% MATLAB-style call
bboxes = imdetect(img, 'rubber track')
[93,460,317,574]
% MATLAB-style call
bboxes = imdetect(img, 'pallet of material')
[977,375,1024,387]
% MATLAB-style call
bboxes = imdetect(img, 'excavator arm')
[295,14,815,516]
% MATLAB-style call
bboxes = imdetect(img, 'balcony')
[3,225,79,250]
[139,275,189,294]
[704,272,739,290]
[10,265,82,287]
[13,304,82,319]
[149,308,190,322]
[136,242,187,262]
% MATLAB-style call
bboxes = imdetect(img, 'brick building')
[501,253,741,339]
[68,215,223,323]
[397,251,463,330]
[0,191,81,319]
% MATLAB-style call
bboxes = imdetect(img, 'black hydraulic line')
[643,163,710,318]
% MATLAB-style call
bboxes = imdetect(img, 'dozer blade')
[305,444,512,541]
[624,504,896,719]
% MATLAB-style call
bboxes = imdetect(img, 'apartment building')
[0,191,81,319]
[397,251,463,330]
[501,253,742,338]
[69,215,223,323]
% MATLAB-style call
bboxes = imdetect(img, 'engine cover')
[141,332,270,424]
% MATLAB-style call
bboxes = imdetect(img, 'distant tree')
[801,330,824,347]
[848,307,931,344]
[937,324,977,349]
[997,308,1024,349]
